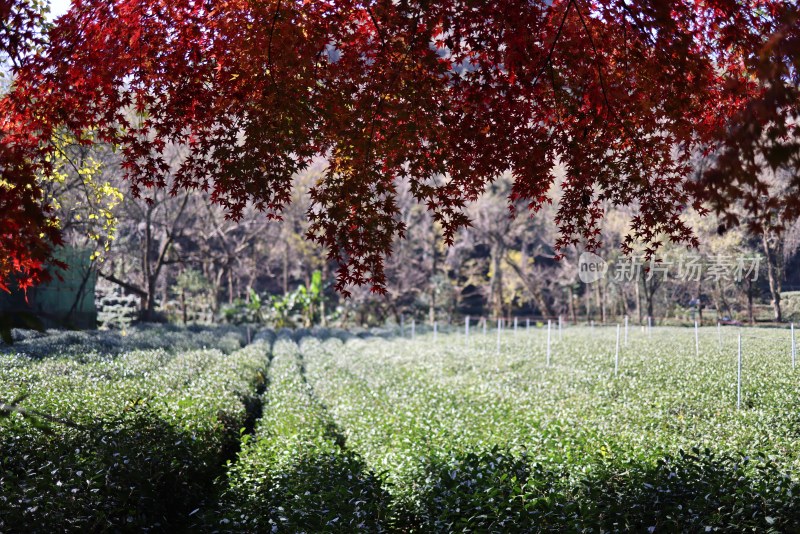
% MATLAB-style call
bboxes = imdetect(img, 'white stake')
[591,320,594,332]
[737,333,742,410]
[792,323,796,369]
[546,319,551,366]
[526,318,530,331]
[648,316,652,338]
[694,320,699,357]
[615,323,620,376]
[514,317,518,334]
[624,315,628,346]
[434,321,438,342]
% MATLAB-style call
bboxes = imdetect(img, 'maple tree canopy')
[0,0,798,295]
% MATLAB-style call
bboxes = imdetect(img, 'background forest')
[46,141,800,330]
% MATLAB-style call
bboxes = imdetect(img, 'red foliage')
[0,0,63,294]
[698,3,800,234]
[1,0,797,294]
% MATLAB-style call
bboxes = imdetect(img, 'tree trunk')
[568,286,577,324]
[635,279,642,324]
[228,268,234,305]
[489,241,505,318]
[641,271,656,322]
[143,273,159,321]
[584,284,592,323]
[503,257,551,318]
[595,281,605,323]
[282,244,289,295]
[181,289,187,324]
[762,232,783,322]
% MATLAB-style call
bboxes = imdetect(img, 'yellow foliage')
[38,132,123,260]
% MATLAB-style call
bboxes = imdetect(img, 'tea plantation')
[3,325,800,531]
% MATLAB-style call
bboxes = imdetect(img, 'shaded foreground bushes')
[0,341,270,532]
[411,447,800,532]
[4,407,800,532]
[0,407,221,531]
[4,329,800,532]
[219,336,800,532]
[221,443,800,532]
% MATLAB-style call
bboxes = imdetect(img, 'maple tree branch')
[573,0,644,155]
[98,271,147,298]
[572,0,613,121]
[531,0,573,89]
[362,6,422,173]
[547,60,566,126]
[267,0,282,84]
[617,2,655,48]
[366,5,388,51]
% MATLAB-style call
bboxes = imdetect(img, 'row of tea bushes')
[221,336,391,532]
[4,324,248,360]
[0,340,271,532]
[6,326,800,531]
[294,329,800,531]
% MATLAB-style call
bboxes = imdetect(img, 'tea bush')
[3,324,246,360]
[296,326,800,530]
[0,339,271,532]
[221,336,391,532]
[5,325,800,531]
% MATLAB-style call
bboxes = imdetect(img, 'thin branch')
[98,271,147,297]
[530,0,574,90]
[0,402,90,431]
[366,5,388,51]
[267,0,283,85]
[572,0,613,121]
